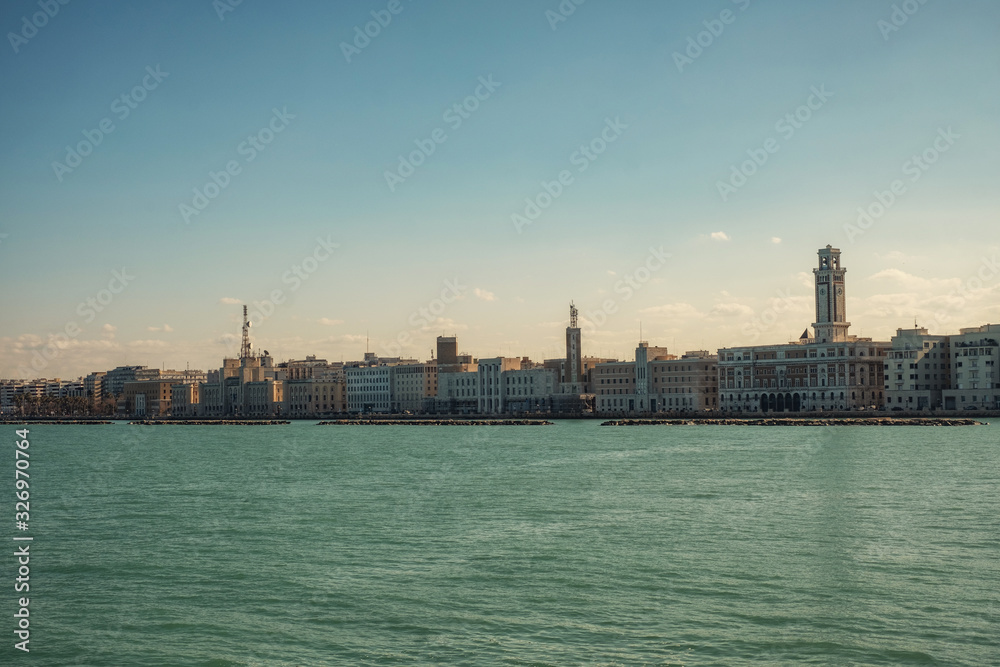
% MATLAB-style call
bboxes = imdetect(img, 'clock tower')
[812,245,850,343]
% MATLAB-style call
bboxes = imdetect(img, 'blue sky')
[1,0,998,378]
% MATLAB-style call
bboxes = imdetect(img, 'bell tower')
[812,245,850,343]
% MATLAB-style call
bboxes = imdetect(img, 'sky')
[1,0,998,379]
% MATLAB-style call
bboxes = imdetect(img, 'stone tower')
[812,245,851,343]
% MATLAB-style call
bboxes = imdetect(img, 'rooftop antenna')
[569,301,578,328]
[240,305,252,359]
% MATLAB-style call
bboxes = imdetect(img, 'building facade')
[884,327,951,410]
[718,246,890,413]
[943,324,999,410]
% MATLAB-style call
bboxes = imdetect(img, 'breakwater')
[0,419,112,425]
[601,418,985,426]
[128,420,290,425]
[318,419,553,426]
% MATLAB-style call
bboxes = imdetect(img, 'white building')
[943,324,999,410]
[436,370,480,414]
[884,327,951,410]
[502,367,560,413]
[345,364,394,413]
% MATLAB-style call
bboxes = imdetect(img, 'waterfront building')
[718,246,889,413]
[478,357,521,414]
[243,379,285,417]
[594,359,636,414]
[171,382,200,417]
[392,361,438,413]
[943,324,1000,410]
[593,344,717,415]
[281,356,342,381]
[345,363,395,413]
[436,370,480,414]
[121,380,176,417]
[103,365,147,398]
[83,371,106,403]
[284,378,345,417]
[502,366,560,413]
[884,327,951,410]
[651,350,719,412]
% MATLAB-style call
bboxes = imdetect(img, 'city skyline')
[2,0,999,378]
[3,243,998,381]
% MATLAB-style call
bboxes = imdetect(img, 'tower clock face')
[819,287,826,296]
[837,287,843,296]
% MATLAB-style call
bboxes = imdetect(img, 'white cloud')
[771,237,782,244]
[146,324,174,333]
[473,288,496,302]
[710,231,731,242]
[710,302,754,317]
[218,297,241,305]
[868,268,956,291]
[318,318,344,326]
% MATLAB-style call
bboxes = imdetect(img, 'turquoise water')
[8,421,999,665]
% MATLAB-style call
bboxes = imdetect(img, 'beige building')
[286,379,345,417]
[171,383,200,417]
[122,380,176,417]
[244,379,285,417]
[392,361,438,413]
[718,246,889,413]
[651,350,719,412]
[594,360,637,414]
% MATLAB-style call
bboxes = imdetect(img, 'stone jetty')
[0,419,112,425]
[318,419,553,426]
[129,420,290,425]
[601,418,984,426]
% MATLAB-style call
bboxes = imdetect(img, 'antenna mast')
[569,301,578,328]
[240,305,252,359]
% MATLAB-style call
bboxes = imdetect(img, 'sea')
[6,420,999,666]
